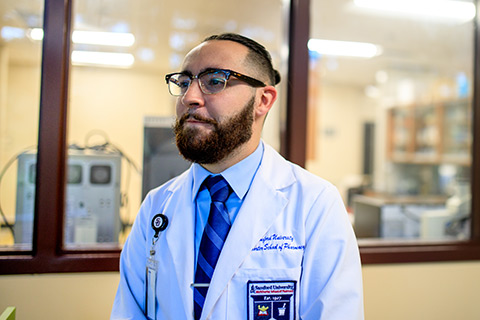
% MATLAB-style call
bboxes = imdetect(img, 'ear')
[255,85,277,118]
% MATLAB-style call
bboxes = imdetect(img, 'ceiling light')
[72,31,135,47]
[29,28,44,41]
[71,51,134,68]
[1,26,26,41]
[308,39,382,59]
[29,28,135,47]
[354,0,476,22]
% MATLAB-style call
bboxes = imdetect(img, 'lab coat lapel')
[200,147,291,319]
[163,171,195,319]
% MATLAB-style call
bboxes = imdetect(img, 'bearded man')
[112,33,364,320]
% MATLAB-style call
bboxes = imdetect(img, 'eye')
[207,77,225,87]
[202,72,227,90]
[178,80,190,88]
[175,75,191,89]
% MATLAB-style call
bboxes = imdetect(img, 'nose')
[181,78,205,109]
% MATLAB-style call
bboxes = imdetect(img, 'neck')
[201,140,260,174]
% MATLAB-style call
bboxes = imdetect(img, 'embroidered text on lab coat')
[252,234,305,252]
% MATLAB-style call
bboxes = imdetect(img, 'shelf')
[387,99,472,166]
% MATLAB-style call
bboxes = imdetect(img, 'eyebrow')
[180,67,224,76]
[179,70,194,77]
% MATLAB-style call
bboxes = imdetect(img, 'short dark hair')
[203,33,281,86]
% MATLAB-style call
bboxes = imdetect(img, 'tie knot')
[205,175,231,203]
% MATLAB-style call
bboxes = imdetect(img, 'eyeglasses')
[165,68,266,96]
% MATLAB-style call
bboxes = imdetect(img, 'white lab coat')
[111,144,364,319]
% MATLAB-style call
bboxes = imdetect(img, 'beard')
[173,96,255,164]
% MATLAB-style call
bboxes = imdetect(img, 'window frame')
[0,0,119,274]
[282,0,480,265]
[286,0,480,265]
[0,0,479,274]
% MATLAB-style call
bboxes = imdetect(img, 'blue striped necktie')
[193,175,232,320]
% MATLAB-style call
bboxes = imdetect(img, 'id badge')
[247,280,296,320]
[146,257,158,320]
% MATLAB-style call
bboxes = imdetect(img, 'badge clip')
[150,213,168,255]
[145,213,168,320]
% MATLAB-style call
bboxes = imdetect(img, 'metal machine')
[14,150,121,246]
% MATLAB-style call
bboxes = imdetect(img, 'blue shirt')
[191,141,264,265]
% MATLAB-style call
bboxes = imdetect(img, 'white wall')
[363,262,480,320]
[1,262,480,319]
[306,82,378,204]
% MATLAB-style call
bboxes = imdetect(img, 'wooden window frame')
[0,0,120,274]
[1,0,479,274]
[281,0,480,265]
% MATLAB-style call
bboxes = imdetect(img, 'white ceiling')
[311,0,474,88]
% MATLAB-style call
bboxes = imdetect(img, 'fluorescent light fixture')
[308,39,382,58]
[72,31,135,47]
[28,28,135,47]
[354,0,476,22]
[71,51,134,68]
[1,26,26,40]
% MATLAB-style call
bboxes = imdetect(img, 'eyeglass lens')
[168,70,228,96]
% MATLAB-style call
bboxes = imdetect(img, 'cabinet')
[387,99,471,165]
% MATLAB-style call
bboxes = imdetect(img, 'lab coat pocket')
[226,266,301,320]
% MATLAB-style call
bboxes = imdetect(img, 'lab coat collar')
[161,145,296,319]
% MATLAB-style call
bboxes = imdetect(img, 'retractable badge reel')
[146,213,168,320]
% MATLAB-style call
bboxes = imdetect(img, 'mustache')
[178,112,218,126]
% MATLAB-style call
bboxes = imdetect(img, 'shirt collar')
[191,141,264,201]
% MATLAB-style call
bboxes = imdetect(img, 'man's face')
[174,96,254,164]
[173,40,259,164]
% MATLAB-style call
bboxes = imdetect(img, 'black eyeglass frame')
[165,68,267,96]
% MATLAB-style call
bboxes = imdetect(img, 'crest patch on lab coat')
[247,280,296,320]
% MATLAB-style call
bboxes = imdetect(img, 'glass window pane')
[307,0,474,242]
[65,0,288,249]
[0,1,43,251]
